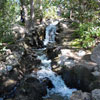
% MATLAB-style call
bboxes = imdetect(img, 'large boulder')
[14,77,47,100]
[70,90,91,100]
[61,65,96,92]
[91,43,100,65]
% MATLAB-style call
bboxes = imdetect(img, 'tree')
[30,0,34,27]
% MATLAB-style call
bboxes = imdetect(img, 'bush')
[71,22,100,49]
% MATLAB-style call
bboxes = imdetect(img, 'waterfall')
[43,21,58,45]
[32,49,77,100]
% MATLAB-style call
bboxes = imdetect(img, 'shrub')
[71,22,100,48]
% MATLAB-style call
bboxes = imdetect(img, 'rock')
[6,52,21,66]
[0,61,7,75]
[70,90,91,100]
[61,49,71,56]
[77,50,86,57]
[14,77,47,100]
[91,89,100,100]
[6,65,13,72]
[44,94,67,100]
[46,47,60,59]
[52,64,62,73]
[91,43,100,65]
[12,24,26,40]
[75,60,97,72]
[92,71,100,77]
[40,77,54,89]
[61,65,96,92]
[0,62,12,75]
[0,78,17,97]
[89,80,100,90]
[57,49,75,68]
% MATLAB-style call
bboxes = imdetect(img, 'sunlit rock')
[77,50,86,57]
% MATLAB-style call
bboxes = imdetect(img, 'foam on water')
[43,21,57,45]
[34,54,76,99]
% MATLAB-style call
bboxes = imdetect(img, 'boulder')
[70,90,91,100]
[89,80,100,90]
[91,43,100,65]
[0,78,17,98]
[14,77,47,100]
[46,46,60,60]
[91,89,100,100]
[40,77,54,89]
[61,65,96,92]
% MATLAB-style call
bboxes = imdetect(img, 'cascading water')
[43,21,58,45]
[32,49,76,100]
[32,21,76,100]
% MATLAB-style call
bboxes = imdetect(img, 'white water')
[32,22,76,99]
[43,21,58,45]
[32,52,76,99]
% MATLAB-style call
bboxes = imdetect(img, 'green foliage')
[71,23,100,48]
[41,0,60,19]
[0,0,19,52]
[43,6,59,19]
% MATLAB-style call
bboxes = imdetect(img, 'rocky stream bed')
[0,19,100,100]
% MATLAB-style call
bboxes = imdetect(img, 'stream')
[0,21,76,100]
[31,22,76,100]
[31,49,76,100]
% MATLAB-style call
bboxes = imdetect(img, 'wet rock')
[91,43,100,65]
[44,94,68,100]
[52,64,62,73]
[46,47,60,60]
[70,90,91,100]
[91,89,100,100]
[41,77,54,89]
[61,65,96,92]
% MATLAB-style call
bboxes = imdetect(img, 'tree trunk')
[30,0,34,27]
